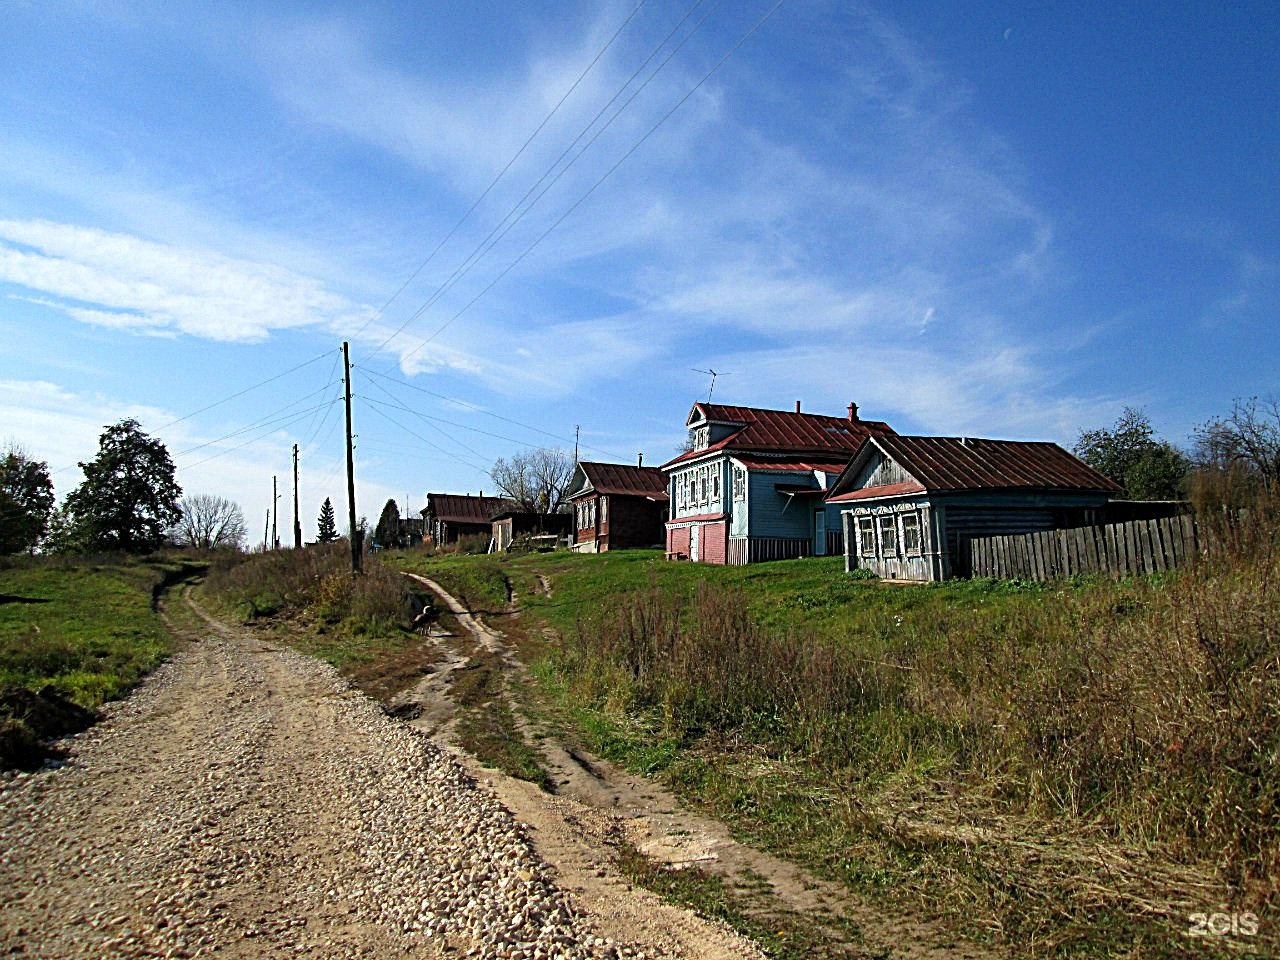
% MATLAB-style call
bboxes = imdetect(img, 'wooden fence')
[967,514,1199,581]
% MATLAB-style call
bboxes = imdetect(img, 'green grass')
[388,551,511,613]
[0,555,197,707]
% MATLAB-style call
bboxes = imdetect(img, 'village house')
[662,401,894,564]
[825,434,1121,580]
[565,460,668,552]
[421,493,511,546]
[490,510,572,552]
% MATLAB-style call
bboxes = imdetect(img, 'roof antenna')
[691,368,729,403]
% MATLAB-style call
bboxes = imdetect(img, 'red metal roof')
[424,493,512,523]
[833,436,1121,497]
[826,480,926,502]
[734,458,848,473]
[665,511,728,525]
[572,461,668,500]
[663,403,894,468]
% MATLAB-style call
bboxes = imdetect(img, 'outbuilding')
[825,435,1121,580]
[565,460,668,552]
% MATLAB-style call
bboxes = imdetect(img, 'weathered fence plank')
[968,514,1199,582]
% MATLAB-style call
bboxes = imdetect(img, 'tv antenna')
[691,368,729,402]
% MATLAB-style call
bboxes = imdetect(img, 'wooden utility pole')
[342,341,362,575]
[271,475,278,549]
[574,425,580,464]
[263,509,270,553]
[292,443,302,549]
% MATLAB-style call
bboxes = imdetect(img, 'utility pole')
[263,509,270,553]
[574,424,580,464]
[271,475,278,550]
[342,341,362,575]
[292,443,302,549]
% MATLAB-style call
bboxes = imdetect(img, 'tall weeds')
[561,540,1280,906]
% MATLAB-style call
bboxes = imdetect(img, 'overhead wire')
[351,1,649,352]
[395,0,786,367]
[363,0,713,364]
[360,374,493,465]
[172,383,343,459]
[359,366,630,460]
[179,399,344,471]
[359,400,492,475]
[155,349,336,431]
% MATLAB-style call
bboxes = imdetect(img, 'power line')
[172,383,343,459]
[155,349,335,430]
[179,400,344,471]
[363,0,713,364]
[351,1,649,353]
[360,374,493,465]
[358,365,629,460]
[396,0,785,367]
[359,400,492,475]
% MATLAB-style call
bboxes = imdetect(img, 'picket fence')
[966,514,1199,581]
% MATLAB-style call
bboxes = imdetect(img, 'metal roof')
[663,403,894,468]
[570,461,669,499]
[830,436,1121,498]
[734,458,848,472]
[422,493,513,523]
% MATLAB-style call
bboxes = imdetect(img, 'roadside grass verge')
[0,553,205,768]
[387,550,512,614]
[385,546,1277,958]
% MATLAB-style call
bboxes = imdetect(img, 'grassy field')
[0,554,205,768]
[387,545,1278,959]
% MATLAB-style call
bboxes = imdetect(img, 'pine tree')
[317,498,339,543]
[374,498,400,548]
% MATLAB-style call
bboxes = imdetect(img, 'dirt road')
[0,589,757,960]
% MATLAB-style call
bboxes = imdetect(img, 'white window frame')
[877,514,898,556]
[901,511,922,556]
[600,496,608,525]
[857,517,876,557]
[732,466,746,502]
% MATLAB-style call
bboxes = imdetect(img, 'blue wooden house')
[661,401,894,564]
[825,435,1121,580]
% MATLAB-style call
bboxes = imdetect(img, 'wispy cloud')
[0,219,373,342]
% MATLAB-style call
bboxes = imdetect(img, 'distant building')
[826,435,1121,580]
[490,510,572,552]
[662,401,894,564]
[421,493,510,546]
[565,460,668,553]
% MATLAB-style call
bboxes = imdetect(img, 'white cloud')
[0,219,374,342]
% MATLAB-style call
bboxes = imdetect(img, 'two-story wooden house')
[662,401,894,564]
[565,460,668,552]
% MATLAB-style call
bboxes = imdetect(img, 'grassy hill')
[389,545,1279,958]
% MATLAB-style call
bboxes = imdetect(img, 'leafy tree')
[317,498,339,543]
[0,443,55,554]
[490,447,573,513]
[171,494,247,551]
[1073,408,1188,500]
[374,498,400,547]
[63,420,182,553]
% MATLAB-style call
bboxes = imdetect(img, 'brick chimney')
[847,402,859,422]
[794,400,801,413]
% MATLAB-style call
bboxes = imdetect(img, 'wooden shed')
[825,435,1121,580]
[490,510,572,552]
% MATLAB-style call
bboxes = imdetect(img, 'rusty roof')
[733,457,849,473]
[663,403,894,468]
[423,493,512,523]
[831,436,1121,499]
[570,461,668,500]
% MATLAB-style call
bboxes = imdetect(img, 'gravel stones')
[0,602,656,959]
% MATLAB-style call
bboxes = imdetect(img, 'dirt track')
[0,588,758,960]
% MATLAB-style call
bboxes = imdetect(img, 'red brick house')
[565,461,668,553]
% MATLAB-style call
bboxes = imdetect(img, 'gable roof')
[664,403,894,468]
[568,461,668,500]
[827,435,1121,502]
[422,493,512,523]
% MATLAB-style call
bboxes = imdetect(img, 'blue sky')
[2,0,1276,542]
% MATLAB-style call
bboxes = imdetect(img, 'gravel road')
[0,591,690,960]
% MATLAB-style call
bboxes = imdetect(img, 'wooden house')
[421,493,510,546]
[565,461,668,552]
[662,401,894,564]
[490,510,572,552]
[825,435,1121,580]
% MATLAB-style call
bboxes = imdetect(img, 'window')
[858,517,876,556]
[694,426,709,449]
[878,514,898,555]
[901,512,922,556]
[711,469,720,501]
[732,466,746,501]
[600,496,609,525]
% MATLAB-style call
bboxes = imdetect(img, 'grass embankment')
[388,547,1278,959]
[0,554,204,768]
